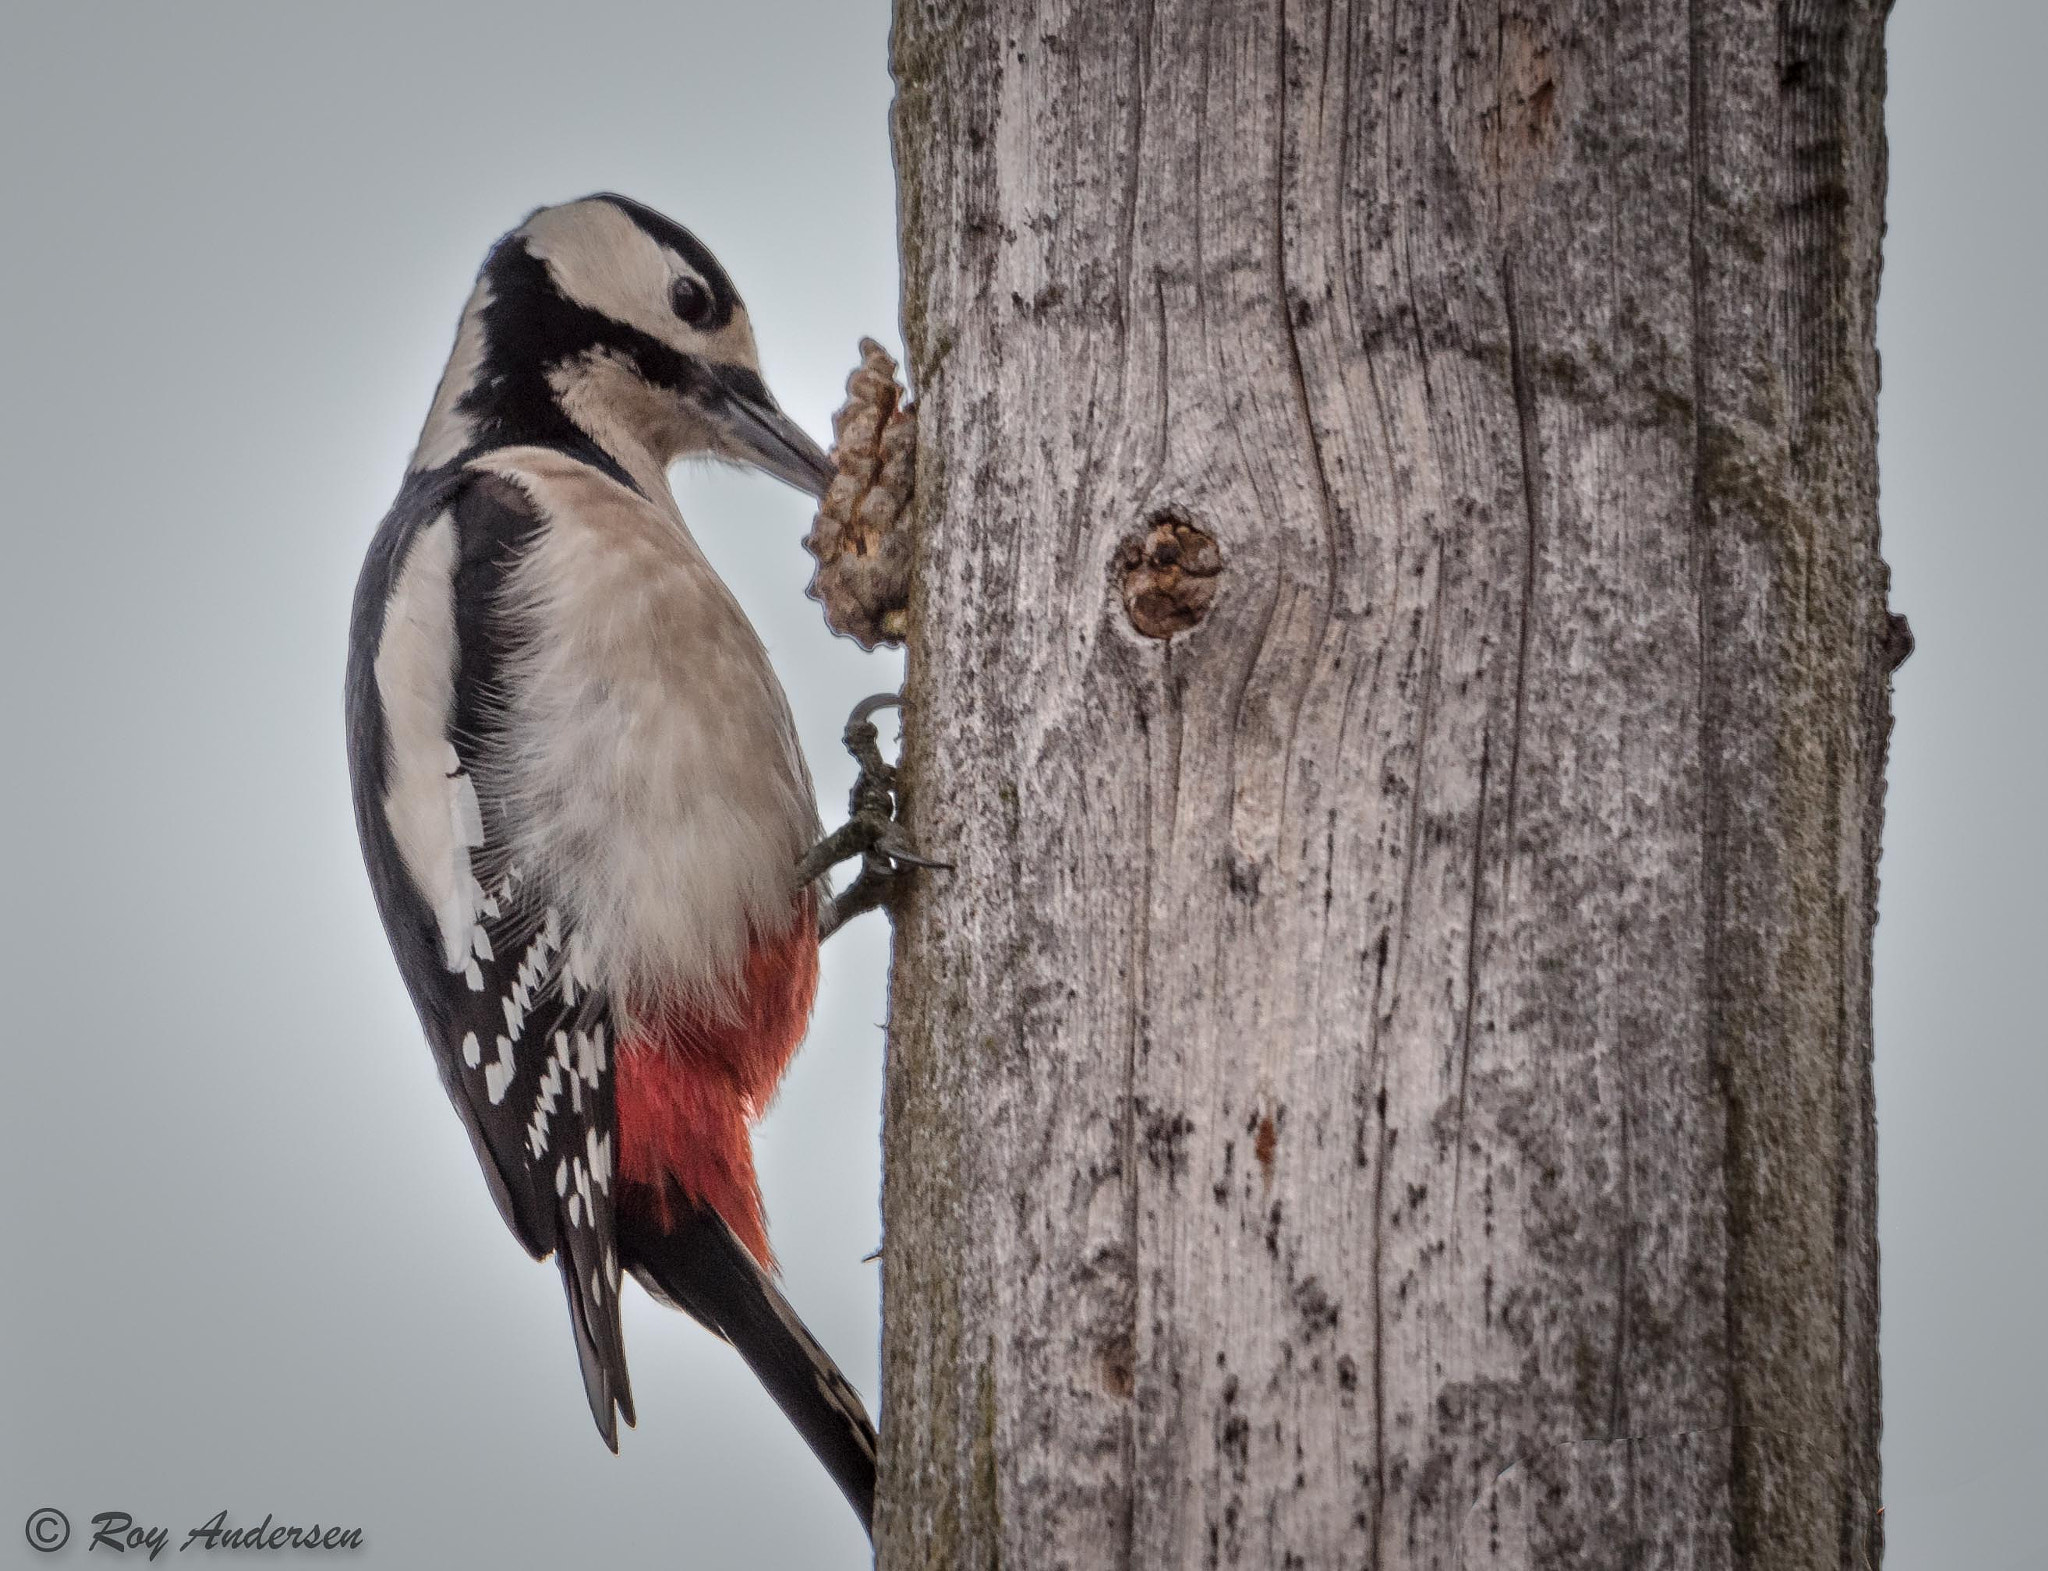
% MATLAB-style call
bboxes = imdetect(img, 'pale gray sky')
[1872,4,2047,1566]
[0,3,2038,1568]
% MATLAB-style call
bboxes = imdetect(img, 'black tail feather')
[619,1201,877,1535]
[557,1233,634,1450]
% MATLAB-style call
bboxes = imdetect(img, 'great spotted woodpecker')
[344,194,906,1531]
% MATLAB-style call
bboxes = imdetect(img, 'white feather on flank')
[411,276,493,471]
[371,513,488,982]
[471,445,820,1016]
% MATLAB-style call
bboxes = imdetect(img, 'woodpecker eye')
[670,276,714,327]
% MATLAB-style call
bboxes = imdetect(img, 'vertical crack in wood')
[1118,809,1144,1571]
[1492,0,1509,234]
[1499,256,1541,893]
[1114,15,1166,1542]
[1685,0,1752,1558]
[1273,0,1342,614]
[1830,877,1856,1570]
[1117,0,1156,379]
[1390,544,1449,1000]
[1451,725,1491,1215]
[1149,273,1171,491]
[1609,1096,1635,1441]
[1368,1085,1389,1571]
[1115,661,1176,1570]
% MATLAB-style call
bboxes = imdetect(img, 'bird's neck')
[544,350,691,503]
[410,279,494,472]
[410,290,684,504]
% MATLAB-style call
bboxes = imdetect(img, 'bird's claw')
[874,828,951,872]
[804,693,951,939]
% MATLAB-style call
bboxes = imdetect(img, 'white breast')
[478,447,820,1013]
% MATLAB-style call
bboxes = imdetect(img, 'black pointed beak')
[721,390,836,500]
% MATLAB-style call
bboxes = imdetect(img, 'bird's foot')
[802,694,950,940]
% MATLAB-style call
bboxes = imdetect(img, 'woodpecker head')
[412,193,834,498]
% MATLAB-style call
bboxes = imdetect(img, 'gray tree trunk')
[877,2,1894,1567]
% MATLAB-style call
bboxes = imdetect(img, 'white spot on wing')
[560,1030,583,1115]
[575,1031,600,1088]
[526,1046,566,1159]
[485,1036,516,1104]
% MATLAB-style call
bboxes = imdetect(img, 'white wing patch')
[372,512,489,985]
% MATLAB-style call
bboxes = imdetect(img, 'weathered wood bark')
[879,2,1892,1566]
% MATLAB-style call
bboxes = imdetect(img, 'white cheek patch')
[372,513,488,984]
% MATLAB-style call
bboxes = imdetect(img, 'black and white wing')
[346,465,633,1446]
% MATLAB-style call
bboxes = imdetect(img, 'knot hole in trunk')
[1116,509,1224,639]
